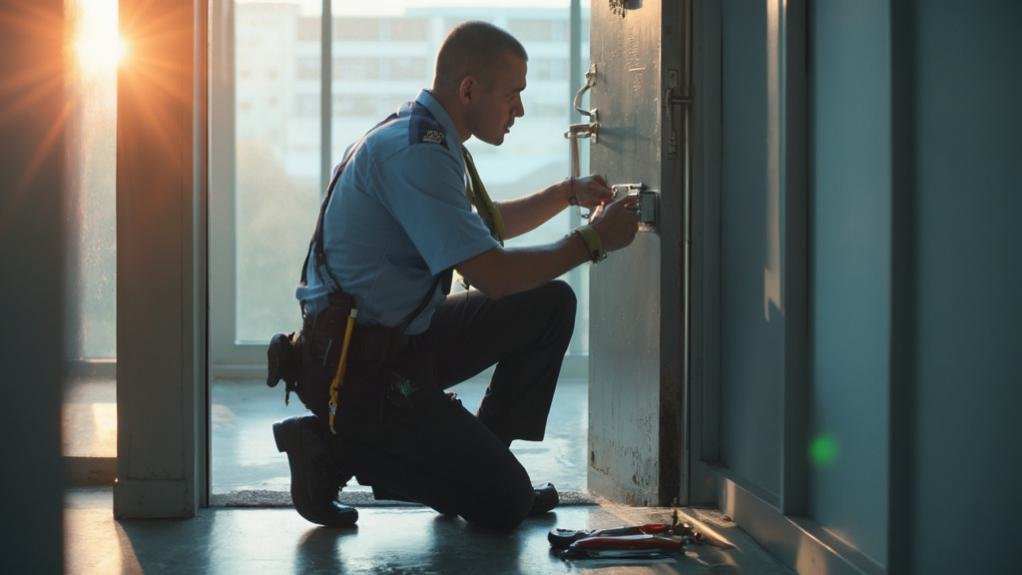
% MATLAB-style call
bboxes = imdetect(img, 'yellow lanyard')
[461,147,505,245]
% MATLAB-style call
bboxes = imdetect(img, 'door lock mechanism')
[611,183,659,230]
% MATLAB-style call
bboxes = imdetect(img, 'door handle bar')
[565,64,600,180]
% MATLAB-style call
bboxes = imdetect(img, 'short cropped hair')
[434,21,528,88]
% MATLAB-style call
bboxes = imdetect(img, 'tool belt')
[267,290,419,414]
[303,302,409,368]
[267,270,447,415]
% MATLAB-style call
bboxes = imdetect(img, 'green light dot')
[809,434,839,467]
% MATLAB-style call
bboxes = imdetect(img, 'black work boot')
[529,483,559,516]
[272,415,358,527]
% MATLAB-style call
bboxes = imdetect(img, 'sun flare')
[73,0,125,73]
[76,34,127,72]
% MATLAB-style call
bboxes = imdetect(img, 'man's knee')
[544,279,577,312]
[462,469,534,530]
[533,279,575,330]
[541,280,576,340]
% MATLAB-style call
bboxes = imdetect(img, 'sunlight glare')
[76,35,127,72]
[74,0,125,73]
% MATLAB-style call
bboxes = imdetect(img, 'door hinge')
[665,69,692,157]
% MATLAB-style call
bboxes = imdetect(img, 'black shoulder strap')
[393,268,453,334]
[300,113,399,290]
[298,157,348,291]
[299,108,454,333]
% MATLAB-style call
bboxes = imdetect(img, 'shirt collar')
[415,89,463,158]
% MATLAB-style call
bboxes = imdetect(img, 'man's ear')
[458,76,476,103]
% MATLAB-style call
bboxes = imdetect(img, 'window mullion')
[320,0,333,193]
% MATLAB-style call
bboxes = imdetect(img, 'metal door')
[587,0,689,506]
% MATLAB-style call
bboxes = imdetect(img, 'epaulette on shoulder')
[408,104,447,147]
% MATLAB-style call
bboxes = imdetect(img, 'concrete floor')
[66,488,791,574]
[63,376,791,573]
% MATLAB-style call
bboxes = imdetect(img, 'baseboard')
[716,473,885,575]
[113,478,197,519]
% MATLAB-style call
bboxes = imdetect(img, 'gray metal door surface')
[587,0,689,506]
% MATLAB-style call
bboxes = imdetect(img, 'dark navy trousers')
[322,280,576,529]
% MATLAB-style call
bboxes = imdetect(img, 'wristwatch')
[574,225,606,263]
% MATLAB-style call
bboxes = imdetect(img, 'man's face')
[466,52,526,146]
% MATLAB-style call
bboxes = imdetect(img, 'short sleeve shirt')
[295,90,498,334]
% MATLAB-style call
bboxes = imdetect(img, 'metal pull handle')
[573,63,598,120]
[565,63,600,180]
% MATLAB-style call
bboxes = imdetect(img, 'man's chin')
[477,133,504,146]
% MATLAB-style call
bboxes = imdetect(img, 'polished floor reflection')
[66,488,790,574]
[211,376,590,499]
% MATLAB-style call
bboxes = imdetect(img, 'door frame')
[687,1,883,573]
[114,0,209,518]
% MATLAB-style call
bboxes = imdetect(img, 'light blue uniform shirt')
[296,90,498,334]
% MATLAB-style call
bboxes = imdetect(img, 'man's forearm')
[457,234,591,300]
[495,180,571,239]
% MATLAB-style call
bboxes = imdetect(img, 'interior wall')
[808,0,890,564]
[910,1,1021,571]
[0,2,67,571]
[701,1,1019,571]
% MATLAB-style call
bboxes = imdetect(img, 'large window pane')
[68,0,118,360]
[213,1,592,499]
[64,0,119,467]
[235,1,321,343]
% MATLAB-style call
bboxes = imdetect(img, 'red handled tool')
[549,523,677,549]
[550,510,731,559]
[561,533,684,559]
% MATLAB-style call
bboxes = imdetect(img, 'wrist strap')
[574,225,606,263]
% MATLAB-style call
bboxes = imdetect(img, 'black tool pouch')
[267,291,355,410]
[294,292,356,417]
[266,331,301,404]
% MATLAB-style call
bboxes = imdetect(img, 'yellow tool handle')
[328,309,358,434]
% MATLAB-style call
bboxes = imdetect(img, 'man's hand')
[457,194,639,300]
[589,194,640,252]
[568,175,614,209]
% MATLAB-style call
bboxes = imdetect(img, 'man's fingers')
[608,194,640,212]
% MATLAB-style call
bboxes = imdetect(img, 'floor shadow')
[294,525,360,573]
